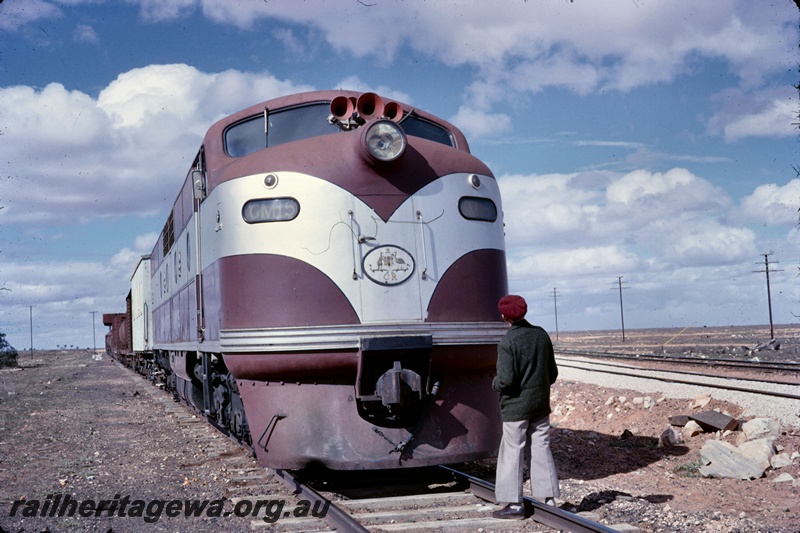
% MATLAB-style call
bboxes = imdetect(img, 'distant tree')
[0,332,18,368]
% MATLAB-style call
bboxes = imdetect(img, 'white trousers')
[495,415,560,503]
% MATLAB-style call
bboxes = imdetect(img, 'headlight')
[362,120,406,162]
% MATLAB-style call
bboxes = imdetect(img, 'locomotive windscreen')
[225,102,457,158]
[225,103,337,157]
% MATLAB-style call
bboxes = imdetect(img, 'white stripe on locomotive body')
[203,170,503,318]
[150,170,506,353]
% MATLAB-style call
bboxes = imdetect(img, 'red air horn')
[356,92,384,121]
[331,92,404,126]
[330,95,356,121]
[357,92,404,122]
[382,100,403,122]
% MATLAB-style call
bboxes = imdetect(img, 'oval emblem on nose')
[363,246,415,286]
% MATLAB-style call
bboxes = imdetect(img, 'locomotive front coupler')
[355,335,433,427]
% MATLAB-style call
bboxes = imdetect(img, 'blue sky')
[0,0,798,349]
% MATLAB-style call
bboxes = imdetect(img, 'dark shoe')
[492,503,526,519]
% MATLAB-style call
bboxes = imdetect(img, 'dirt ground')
[0,350,289,532]
[0,324,798,532]
[542,325,800,532]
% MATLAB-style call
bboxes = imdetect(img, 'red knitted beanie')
[498,295,527,321]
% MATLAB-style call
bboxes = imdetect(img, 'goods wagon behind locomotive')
[109,90,509,470]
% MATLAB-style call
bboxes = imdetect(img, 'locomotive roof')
[203,90,471,153]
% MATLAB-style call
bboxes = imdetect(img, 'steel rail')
[557,354,798,387]
[270,468,370,533]
[557,348,800,372]
[556,360,800,401]
[439,465,619,533]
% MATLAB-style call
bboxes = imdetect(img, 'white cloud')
[0,0,61,31]
[0,259,129,349]
[332,76,412,105]
[708,86,797,141]
[721,97,797,142]
[507,245,639,281]
[109,232,158,268]
[132,0,196,22]
[98,2,796,97]
[663,222,756,265]
[741,179,800,227]
[7,1,795,145]
[499,167,753,272]
[98,64,210,128]
[606,168,728,213]
[493,164,795,330]
[450,106,512,140]
[73,23,98,43]
[0,64,312,224]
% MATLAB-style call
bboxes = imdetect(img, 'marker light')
[469,174,482,189]
[263,173,278,188]
[362,120,406,162]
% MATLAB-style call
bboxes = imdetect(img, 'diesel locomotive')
[106,90,509,470]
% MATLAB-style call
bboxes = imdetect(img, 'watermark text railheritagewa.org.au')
[7,494,330,524]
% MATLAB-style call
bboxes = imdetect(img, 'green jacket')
[492,320,558,422]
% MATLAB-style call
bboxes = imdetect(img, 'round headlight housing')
[362,120,406,162]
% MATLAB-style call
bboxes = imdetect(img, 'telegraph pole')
[551,288,560,340]
[90,311,98,354]
[614,276,628,342]
[29,306,33,359]
[753,253,782,340]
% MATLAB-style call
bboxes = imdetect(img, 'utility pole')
[90,311,98,354]
[551,288,560,340]
[753,253,783,340]
[613,276,628,342]
[29,306,33,359]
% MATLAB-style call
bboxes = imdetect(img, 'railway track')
[117,347,798,532]
[268,465,619,532]
[126,361,619,532]
[557,348,800,373]
[556,351,800,401]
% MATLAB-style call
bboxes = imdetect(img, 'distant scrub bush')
[0,332,18,368]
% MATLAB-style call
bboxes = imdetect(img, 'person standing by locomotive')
[491,294,560,520]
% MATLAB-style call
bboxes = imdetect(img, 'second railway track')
[553,352,800,430]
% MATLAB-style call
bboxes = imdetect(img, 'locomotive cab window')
[459,196,497,222]
[225,103,337,157]
[401,116,454,147]
[225,102,456,157]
